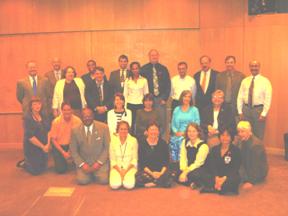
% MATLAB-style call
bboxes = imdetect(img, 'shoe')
[16,159,25,168]
[200,187,217,194]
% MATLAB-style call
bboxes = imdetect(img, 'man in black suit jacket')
[194,55,219,111]
[109,54,131,94]
[81,59,97,87]
[84,66,113,122]
[140,49,171,139]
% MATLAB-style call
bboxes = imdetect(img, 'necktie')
[152,66,159,96]
[120,70,125,88]
[248,76,255,107]
[97,84,103,105]
[201,72,207,93]
[86,128,92,144]
[225,72,232,103]
[32,76,37,96]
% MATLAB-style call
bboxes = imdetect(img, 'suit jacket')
[84,79,114,121]
[82,72,108,87]
[44,70,65,114]
[70,121,110,167]
[16,75,50,116]
[140,62,171,101]
[194,69,219,110]
[109,69,132,93]
[215,70,245,116]
[200,103,236,137]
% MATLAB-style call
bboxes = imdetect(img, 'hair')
[218,127,236,141]
[237,121,252,131]
[95,66,105,73]
[118,54,128,62]
[142,93,154,104]
[116,120,130,133]
[26,60,37,68]
[199,55,211,63]
[114,93,125,108]
[179,90,193,106]
[61,101,72,110]
[130,61,141,79]
[184,123,203,140]
[87,59,96,66]
[212,89,225,97]
[145,121,161,132]
[29,96,42,112]
[63,66,77,78]
[225,55,236,63]
[178,61,188,68]
[81,107,93,116]
[148,49,159,55]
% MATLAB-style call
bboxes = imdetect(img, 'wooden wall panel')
[0,0,199,34]
[0,114,23,143]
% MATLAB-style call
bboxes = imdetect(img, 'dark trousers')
[127,103,143,134]
[24,143,48,175]
[52,144,70,174]
[171,99,180,117]
[177,167,210,187]
[136,170,172,188]
[206,173,240,194]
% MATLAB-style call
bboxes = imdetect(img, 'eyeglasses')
[212,96,224,99]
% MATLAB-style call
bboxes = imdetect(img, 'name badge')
[224,155,231,164]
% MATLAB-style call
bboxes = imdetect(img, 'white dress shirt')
[29,75,37,86]
[54,70,62,81]
[171,75,197,100]
[212,109,220,129]
[237,74,272,116]
[200,69,211,94]
[84,124,94,135]
[123,76,149,105]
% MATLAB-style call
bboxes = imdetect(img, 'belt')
[244,104,263,108]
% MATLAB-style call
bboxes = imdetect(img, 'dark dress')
[136,138,172,187]
[23,113,50,175]
[206,144,241,194]
[63,80,82,110]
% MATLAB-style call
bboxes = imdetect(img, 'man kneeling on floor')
[70,108,110,185]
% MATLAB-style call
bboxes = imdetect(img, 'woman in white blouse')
[53,66,86,117]
[178,123,209,189]
[109,121,138,190]
[107,93,132,135]
[123,61,149,133]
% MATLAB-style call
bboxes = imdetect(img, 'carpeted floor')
[0,148,287,216]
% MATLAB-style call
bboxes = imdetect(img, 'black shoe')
[200,187,217,194]
[16,159,25,168]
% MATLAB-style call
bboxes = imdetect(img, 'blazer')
[16,75,50,115]
[84,79,114,111]
[52,78,86,111]
[109,69,132,93]
[140,62,171,101]
[194,69,219,110]
[70,121,110,167]
[215,70,245,115]
[200,103,236,138]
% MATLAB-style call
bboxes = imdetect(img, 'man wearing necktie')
[44,57,64,120]
[216,56,245,120]
[237,60,272,140]
[17,61,50,116]
[193,55,219,111]
[109,55,131,94]
[141,49,171,139]
[84,66,114,123]
[70,108,110,185]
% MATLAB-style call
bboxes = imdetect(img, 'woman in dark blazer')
[200,89,236,147]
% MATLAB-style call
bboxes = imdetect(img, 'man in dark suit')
[70,108,110,185]
[81,59,97,87]
[109,54,131,94]
[16,61,50,116]
[216,56,245,119]
[84,66,113,122]
[194,55,219,111]
[44,57,64,120]
[140,49,171,139]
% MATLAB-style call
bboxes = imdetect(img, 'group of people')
[16,49,271,195]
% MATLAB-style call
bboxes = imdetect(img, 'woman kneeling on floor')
[136,122,172,188]
[177,123,209,189]
[109,121,138,189]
